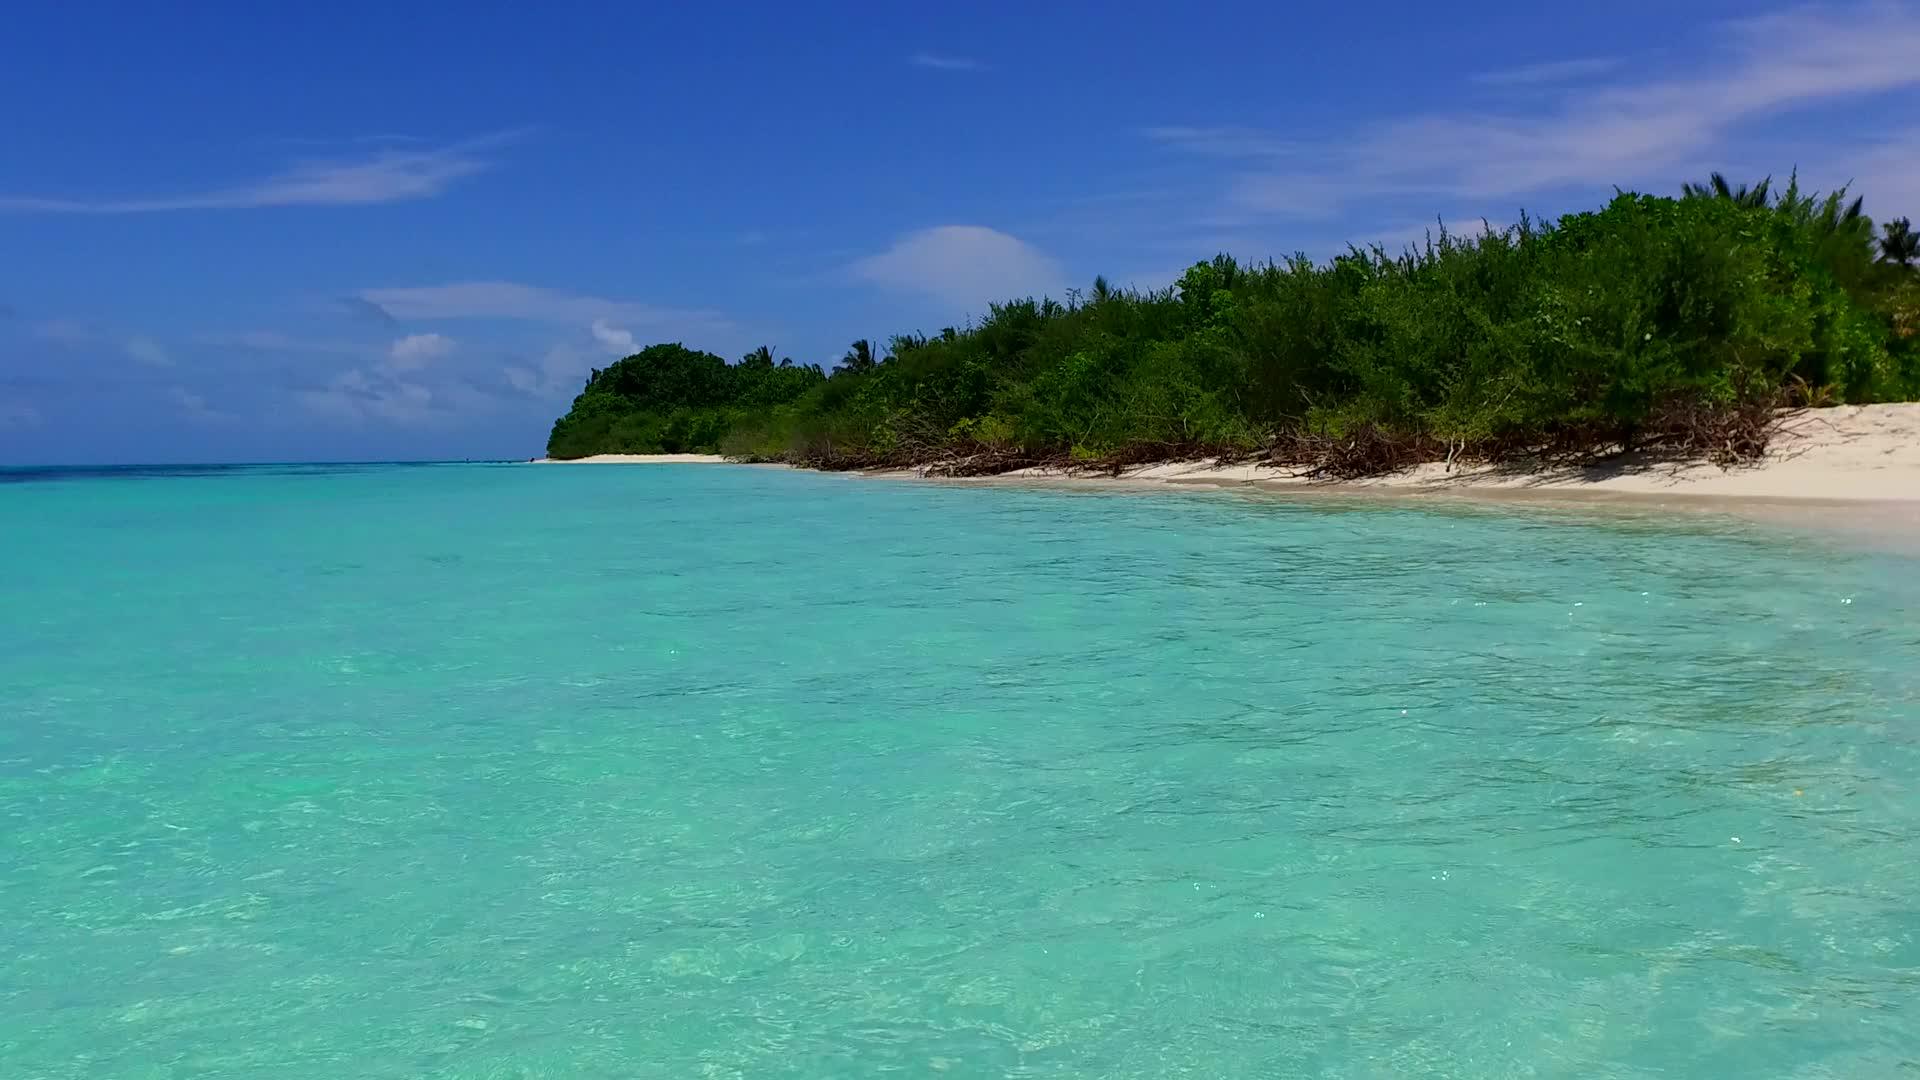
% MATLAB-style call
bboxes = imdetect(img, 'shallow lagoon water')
[3,463,1917,1077]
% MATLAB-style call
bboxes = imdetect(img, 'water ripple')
[2,464,1917,1077]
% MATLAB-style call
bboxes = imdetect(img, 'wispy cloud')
[1142,126,1307,158]
[170,386,234,424]
[506,314,732,401]
[386,332,454,370]
[356,281,728,328]
[851,225,1067,308]
[1824,125,1920,220]
[589,319,637,356]
[354,284,747,401]
[264,133,428,148]
[33,320,174,367]
[125,336,171,368]
[503,342,600,400]
[502,365,547,396]
[298,368,440,425]
[504,322,677,400]
[0,131,519,214]
[1470,56,1621,86]
[911,52,983,72]
[337,295,400,326]
[194,330,367,355]
[1156,3,1920,217]
[33,319,92,344]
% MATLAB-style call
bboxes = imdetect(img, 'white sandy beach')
[534,453,729,464]
[932,403,1920,544]
[536,406,1919,497]
[530,406,1920,537]
[978,403,1920,503]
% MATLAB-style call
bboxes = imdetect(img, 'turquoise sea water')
[3,463,1918,1078]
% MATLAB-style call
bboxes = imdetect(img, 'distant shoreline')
[529,405,1920,542]
[927,403,1920,500]
[534,403,1920,500]
[916,404,1920,546]
[533,453,730,464]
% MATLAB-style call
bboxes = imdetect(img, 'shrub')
[548,182,1918,471]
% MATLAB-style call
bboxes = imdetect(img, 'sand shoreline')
[531,405,1919,536]
[534,453,729,464]
[922,404,1920,545]
[923,404,1918,501]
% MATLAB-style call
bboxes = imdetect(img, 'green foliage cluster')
[549,180,1920,470]
[544,344,825,458]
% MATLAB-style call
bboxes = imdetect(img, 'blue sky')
[3,1,1917,464]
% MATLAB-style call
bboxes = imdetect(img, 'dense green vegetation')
[547,177,1920,474]
[544,344,826,459]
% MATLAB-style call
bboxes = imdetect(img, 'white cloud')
[0,132,517,213]
[503,365,544,395]
[356,281,726,328]
[851,225,1068,309]
[1470,57,1621,86]
[589,319,636,356]
[297,363,506,427]
[33,322,175,367]
[125,336,171,367]
[545,342,597,380]
[194,330,365,355]
[502,340,603,399]
[1817,126,1920,221]
[298,367,438,425]
[338,295,399,325]
[911,52,982,71]
[386,332,454,370]
[170,386,233,424]
[1142,126,1306,158]
[1157,3,1920,214]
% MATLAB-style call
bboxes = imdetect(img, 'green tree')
[550,174,1920,468]
[839,339,877,373]
[1682,172,1773,208]
[1881,217,1918,267]
[546,342,821,458]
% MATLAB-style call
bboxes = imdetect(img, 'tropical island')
[545,177,1919,480]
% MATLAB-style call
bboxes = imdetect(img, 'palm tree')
[840,339,877,373]
[1772,174,1871,244]
[742,345,777,369]
[1880,217,1918,268]
[1825,193,1867,236]
[1682,172,1773,209]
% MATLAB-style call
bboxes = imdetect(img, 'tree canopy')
[547,178,1920,471]
[544,343,825,458]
